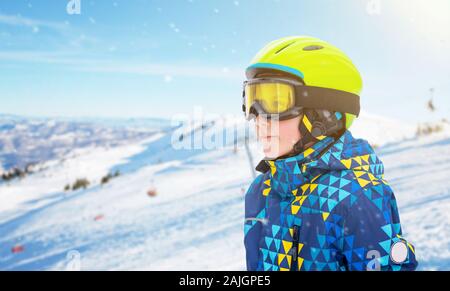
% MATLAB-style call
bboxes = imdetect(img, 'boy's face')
[255,115,302,159]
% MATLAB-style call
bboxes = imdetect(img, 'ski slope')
[0,114,449,270]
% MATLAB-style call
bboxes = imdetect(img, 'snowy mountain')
[350,110,417,147]
[0,114,175,174]
[0,113,449,270]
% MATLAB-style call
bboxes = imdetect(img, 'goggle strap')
[295,86,360,116]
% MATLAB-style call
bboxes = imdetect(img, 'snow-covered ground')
[377,130,450,270]
[0,114,449,270]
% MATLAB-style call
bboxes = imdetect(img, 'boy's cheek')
[262,138,287,158]
[260,139,276,157]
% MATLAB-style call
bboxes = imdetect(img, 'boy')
[243,36,418,271]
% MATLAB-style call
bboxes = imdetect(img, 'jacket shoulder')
[317,168,394,214]
[245,173,268,198]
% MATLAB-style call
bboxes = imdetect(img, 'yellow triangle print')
[361,154,370,164]
[297,243,304,254]
[309,184,318,192]
[303,147,315,157]
[268,161,276,176]
[291,205,300,215]
[354,170,365,178]
[297,257,304,271]
[357,178,370,187]
[341,159,352,169]
[278,254,286,266]
[301,184,309,193]
[282,240,293,254]
[286,255,292,268]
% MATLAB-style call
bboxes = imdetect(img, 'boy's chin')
[263,147,282,159]
[263,144,295,159]
[260,141,289,159]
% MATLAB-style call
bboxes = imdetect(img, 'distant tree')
[100,170,121,186]
[427,99,435,112]
[416,123,444,137]
[427,88,436,112]
[72,178,90,191]
[100,174,111,185]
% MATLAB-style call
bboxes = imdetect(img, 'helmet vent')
[303,45,324,51]
[275,41,296,54]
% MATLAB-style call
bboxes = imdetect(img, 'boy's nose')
[256,117,281,137]
[256,115,278,127]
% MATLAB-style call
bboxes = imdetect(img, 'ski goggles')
[242,78,360,121]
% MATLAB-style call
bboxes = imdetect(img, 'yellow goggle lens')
[245,82,295,116]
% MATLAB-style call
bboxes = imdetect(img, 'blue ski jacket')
[244,130,418,271]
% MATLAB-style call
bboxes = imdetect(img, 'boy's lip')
[260,135,278,140]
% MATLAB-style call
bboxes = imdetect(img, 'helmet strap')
[291,109,346,156]
[293,110,319,153]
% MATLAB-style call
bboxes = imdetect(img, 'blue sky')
[0,0,449,122]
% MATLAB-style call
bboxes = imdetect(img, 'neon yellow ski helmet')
[246,36,363,129]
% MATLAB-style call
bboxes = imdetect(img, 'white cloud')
[75,61,244,80]
[0,13,68,32]
[0,51,244,80]
[0,13,98,50]
[0,13,243,81]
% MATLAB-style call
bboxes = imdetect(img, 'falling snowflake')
[164,75,173,83]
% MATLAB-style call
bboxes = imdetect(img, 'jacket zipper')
[290,225,299,271]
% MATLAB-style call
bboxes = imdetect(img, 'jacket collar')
[255,130,384,199]
[256,135,338,199]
